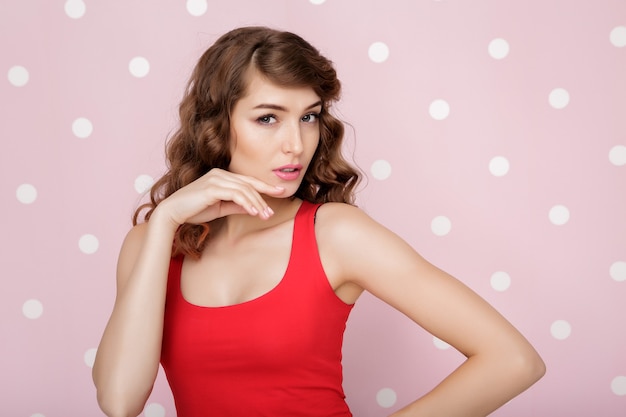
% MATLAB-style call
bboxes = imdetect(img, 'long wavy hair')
[134,26,361,258]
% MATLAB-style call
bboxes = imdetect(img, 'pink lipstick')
[273,164,302,181]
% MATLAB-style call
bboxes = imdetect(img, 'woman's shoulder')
[122,222,150,248]
[316,201,366,223]
[117,222,151,272]
[315,202,381,243]
[314,202,408,292]
[315,202,412,259]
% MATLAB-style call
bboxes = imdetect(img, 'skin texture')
[92,72,545,417]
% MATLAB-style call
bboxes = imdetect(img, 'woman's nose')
[282,123,303,154]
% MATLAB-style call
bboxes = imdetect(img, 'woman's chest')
[180,225,294,307]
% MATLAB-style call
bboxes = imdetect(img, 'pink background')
[2,0,625,416]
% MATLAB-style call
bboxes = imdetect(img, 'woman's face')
[228,70,322,197]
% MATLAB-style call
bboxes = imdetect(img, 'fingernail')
[265,207,274,217]
[250,207,259,215]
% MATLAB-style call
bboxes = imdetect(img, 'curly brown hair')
[134,26,361,258]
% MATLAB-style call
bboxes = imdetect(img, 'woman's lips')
[273,164,302,181]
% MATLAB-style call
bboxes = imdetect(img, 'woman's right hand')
[153,168,286,227]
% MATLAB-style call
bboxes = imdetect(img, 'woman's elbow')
[513,347,546,389]
[528,351,547,383]
[96,389,147,417]
[94,377,151,417]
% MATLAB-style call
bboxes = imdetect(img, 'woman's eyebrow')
[253,100,323,111]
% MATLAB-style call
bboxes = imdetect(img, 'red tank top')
[161,201,354,416]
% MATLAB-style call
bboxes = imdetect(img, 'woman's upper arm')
[115,222,149,296]
[318,203,532,358]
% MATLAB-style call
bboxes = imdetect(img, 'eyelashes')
[255,112,320,125]
[301,113,319,123]
[256,114,277,124]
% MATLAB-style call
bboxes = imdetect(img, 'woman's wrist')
[147,204,181,235]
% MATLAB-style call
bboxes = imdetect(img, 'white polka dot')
[549,205,570,226]
[376,388,397,408]
[135,174,155,194]
[489,156,510,177]
[488,38,510,60]
[30,414,45,417]
[72,117,93,139]
[550,320,571,340]
[368,42,390,63]
[79,234,99,254]
[549,88,570,109]
[433,336,451,350]
[144,403,166,417]
[609,145,626,166]
[610,26,626,48]
[84,348,97,368]
[64,0,86,19]
[8,65,29,87]
[611,376,626,396]
[431,215,451,236]
[309,0,326,4]
[490,271,511,292]
[129,57,150,78]
[610,261,626,282]
[429,99,450,120]
[371,160,392,180]
[16,184,38,204]
[186,0,208,16]
[23,299,43,319]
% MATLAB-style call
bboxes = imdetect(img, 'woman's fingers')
[208,169,286,215]
[161,168,287,226]
[218,170,285,199]
[217,201,254,218]
[236,174,286,197]
[205,174,270,216]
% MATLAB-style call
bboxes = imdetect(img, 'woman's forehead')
[238,70,321,110]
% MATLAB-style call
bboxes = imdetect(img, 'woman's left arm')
[317,204,546,417]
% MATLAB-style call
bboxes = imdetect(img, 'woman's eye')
[302,113,319,123]
[257,115,277,124]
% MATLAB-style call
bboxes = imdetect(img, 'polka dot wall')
[1,0,624,415]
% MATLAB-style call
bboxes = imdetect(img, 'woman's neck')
[211,197,302,244]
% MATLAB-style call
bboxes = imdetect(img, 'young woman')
[92,26,545,417]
